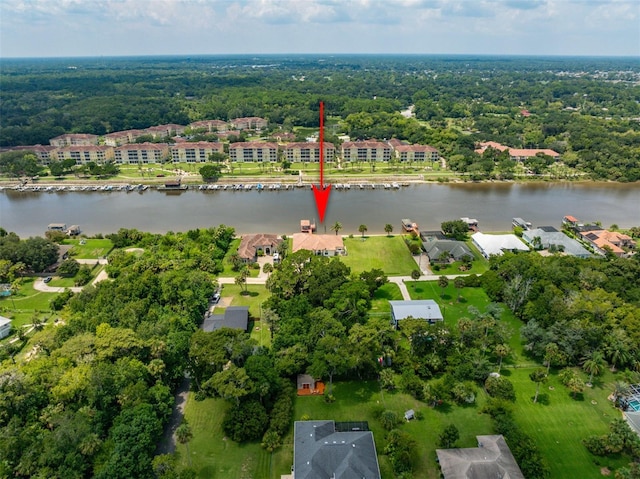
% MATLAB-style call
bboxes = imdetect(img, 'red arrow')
[312,101,331,223]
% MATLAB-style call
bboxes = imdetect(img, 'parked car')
[211,292,220,304]
[43,276,52,283]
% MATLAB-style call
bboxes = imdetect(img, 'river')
[1,182,638,237]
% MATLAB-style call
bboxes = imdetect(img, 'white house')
[0,316,12,339]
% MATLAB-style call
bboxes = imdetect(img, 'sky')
[1,0,638,58]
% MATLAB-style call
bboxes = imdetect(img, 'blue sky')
[1,0,638,57]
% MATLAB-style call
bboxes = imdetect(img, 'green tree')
[199,164,222,182]
[454,276,465,302]
[308,334,350,396]
[358,224,368,239]
[176,421,194,467]
[495,343,510,373]
[330,221,343,236]
[438,275,449,297]
[441,220,469,240]
[529,368,547,403]
[582,350,607,385]
[438,424,460,448]
[384,223,393,236]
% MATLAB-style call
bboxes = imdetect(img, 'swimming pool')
[629,399,640,412]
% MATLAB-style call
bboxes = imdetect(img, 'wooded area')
[1,55,639,181]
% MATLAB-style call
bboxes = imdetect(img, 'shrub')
[57,258,80,276]
[401,370,424,400]
[485,375,516,401]
[380,369,396,391]
[380,410,401,431]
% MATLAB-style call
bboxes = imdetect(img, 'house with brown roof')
[229,142,279,162]
[114,143,170,164]
[237,234,282,263]
[582,230,634,257]
[341,140,392,163]
[284,142,336,162]
[49,134,99,147]
[170,142,223,163]
[475,141,559,161]
[103,129,146,146]
[292,233,346,256]
[436,435,525,479]
[562,215,580,228]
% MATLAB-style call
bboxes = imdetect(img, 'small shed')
[404,409,415,421]
[297,374,325,396]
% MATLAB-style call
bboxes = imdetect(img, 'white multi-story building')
[229,142,278,162]
[392,143,439,162]
[171,142,224,163]
[52,145,114,165]
[341,140,392,162]
[283,142,335,162]
[114,143,170,164]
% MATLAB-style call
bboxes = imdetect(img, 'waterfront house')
[170,142,223,163]
[472,232,528,258]
[436,435,525,479]
[581,229,634,257]
[390,300,443,327]
[512,217,532,230]
[522,228,591,258]
[228,142,278,162]
[292,234,345,256]
[283,142,336,162]
[237,234,282,263]
[341,140,392,163]
[300,220,316,234]
[423,239,473,264]
[474,141,560,161]
[293,420,381,479]
[562,215,580,228]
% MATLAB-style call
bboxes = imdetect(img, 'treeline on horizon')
[1,55,639,181]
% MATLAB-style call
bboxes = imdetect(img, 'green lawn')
[507,368,629,478]
[340,236,417,276]
[63,238,113,258]
[0,278,58,341]
[218,239,260,278]
[48,264,104,288]
[370,282,403,314]
[213,284,271,347]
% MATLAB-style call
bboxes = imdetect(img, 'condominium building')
[114,143,170,164]
[474,142,560,161]
[103,129,146,147]
[392,143,439,162]
[230,117,268,130]
[144,124,186,139]
[0,145,56,164]
[229,142,278,162]
[170,142,224,163]
[341,140,392,162]
[49,133,99,147]
[283,142,335,162]
[189,120,229,133]
[52,145,114,165]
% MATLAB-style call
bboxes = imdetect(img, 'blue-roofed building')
[390,300,443,327]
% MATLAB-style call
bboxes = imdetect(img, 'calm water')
[1,183,638,237]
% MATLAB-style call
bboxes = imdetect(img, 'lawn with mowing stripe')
[506,367,629,478]
[0,278,58,341]
[370,282,403,314]
[340,235,417,276]
[62,238,113,258]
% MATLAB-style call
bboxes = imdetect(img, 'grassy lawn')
[48,264,104,288]
[0,278,58,341]
[407,281,493,327]
[370,282,403,315]
[340,235,417,276]
[218,239,260,278]
[213,283,271,347]
[507,367,629,478]
[63,238,113,258]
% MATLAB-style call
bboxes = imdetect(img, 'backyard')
[340,235,418,276]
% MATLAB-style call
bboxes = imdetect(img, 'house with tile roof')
[391,143,439,163]
[103,129,147,146]
[189,119,229,133]
[230,117,268,130]
[49,133,99,147]
[237,234,282,263]
[292,420,381,479]
[581,230,634,257]
[474,141,559,161]
[292,234,345,256]
[144,124,186,139]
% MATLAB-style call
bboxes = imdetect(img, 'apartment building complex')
[283,142,336,162]
[52,145,115,165]
[229,142,278,162]
[49,134,99,147]
[114,143,170,164]
[341,140,392,162]
[170,142,224,163]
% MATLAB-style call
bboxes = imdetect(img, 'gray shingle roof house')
[390,300,443,326]
[293,420,381,479]
[201,306,249,332]
[522,228,591,258]
[436,435,525,479]
[423,239,473,263]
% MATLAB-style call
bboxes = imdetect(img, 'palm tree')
[358,224,368,240]
[176,421,194,467]
[582,350,607,385]
[530,368,547,403]
[438,275,449,297]
[331,221,343,236]
[454,276,465,302]
[495,344,510,373]
[384,224,393,236]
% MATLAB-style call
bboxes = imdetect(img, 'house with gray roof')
[522,228,591,258]
[390,300,443,327]
[436,434,525,479]
[423,239,473,264]
[201,306,249,332]
[293,420,381,479]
